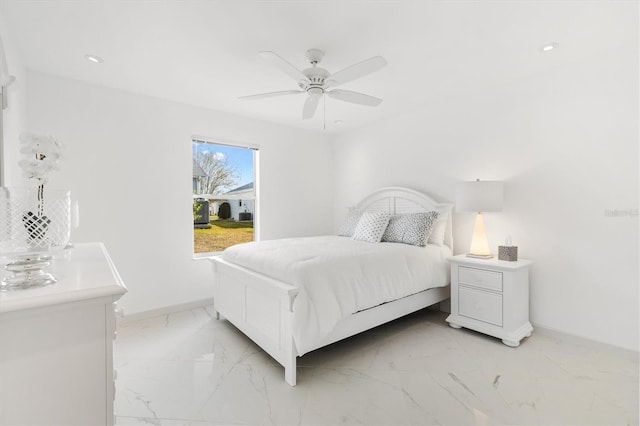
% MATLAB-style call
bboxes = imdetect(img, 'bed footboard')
[210,257,299,385]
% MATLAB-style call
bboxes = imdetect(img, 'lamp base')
[466,253,494,259]
[466,212,494,260]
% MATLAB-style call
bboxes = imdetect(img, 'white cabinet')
[446,254,532,347]
[0,243,127,425]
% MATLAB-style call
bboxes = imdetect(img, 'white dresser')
[0,243,127,425]
[446,254,532,347]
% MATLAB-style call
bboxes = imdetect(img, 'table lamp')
[456,179,503,259]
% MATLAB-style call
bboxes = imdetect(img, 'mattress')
[222,235,451,354]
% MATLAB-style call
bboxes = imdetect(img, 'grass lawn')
[194,216,254,253]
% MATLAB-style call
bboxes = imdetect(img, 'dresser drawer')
[459,286,503,326]
[459,266,503,292]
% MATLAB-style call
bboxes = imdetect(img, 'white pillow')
[353,211,391,243]
[338,207,363,237]
[382,212,439,247]
[428,211,448,246]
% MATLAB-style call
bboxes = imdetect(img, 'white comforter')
[222,236,450,355]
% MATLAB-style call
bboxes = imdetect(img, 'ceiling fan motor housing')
[300,66,329,92]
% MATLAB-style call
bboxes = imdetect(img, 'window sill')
[192,252,222,261]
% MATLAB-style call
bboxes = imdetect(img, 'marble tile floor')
[114,306,638,425]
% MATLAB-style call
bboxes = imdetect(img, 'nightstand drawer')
[459,286,503,326]
[459,266,502,292]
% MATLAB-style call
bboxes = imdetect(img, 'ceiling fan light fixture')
[308,87,323,98]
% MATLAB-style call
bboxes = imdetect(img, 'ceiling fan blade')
[302,94,321,120]
[327,89,382,106]
[324,56,387,88]
[258,51,309,84]
[239,90,304,100]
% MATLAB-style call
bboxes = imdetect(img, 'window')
[192,138,257,255]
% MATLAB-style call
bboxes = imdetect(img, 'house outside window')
[192,160,207,193]
[224,183,254,221]
[192,138,257,255]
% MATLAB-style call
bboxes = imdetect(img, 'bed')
[210,187,453,386]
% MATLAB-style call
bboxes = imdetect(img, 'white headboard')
[354,186,454,251]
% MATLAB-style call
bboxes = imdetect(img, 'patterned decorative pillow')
[352,211,391,243]
[338,207,363,237]
[382,211,439,247]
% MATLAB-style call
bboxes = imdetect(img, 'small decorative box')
[498,246,518,262]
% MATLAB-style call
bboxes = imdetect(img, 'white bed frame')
[210,187,453,386]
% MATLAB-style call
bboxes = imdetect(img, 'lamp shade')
[456,180,504,213]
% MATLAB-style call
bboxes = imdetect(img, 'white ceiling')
[1,0,634,134]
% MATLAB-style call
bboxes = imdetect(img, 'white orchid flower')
[18,133,64,184]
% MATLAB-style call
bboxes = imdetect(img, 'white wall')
[0,10,26,186]
[332,46,638,351]
[13,71,333,316]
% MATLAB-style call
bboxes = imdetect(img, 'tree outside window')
[192,140,256,254]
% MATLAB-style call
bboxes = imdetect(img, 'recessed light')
[84,54,104,64]
[334,120,343,125]
[541,43,559,52]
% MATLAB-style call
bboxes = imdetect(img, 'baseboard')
[117,297,638,360]
[531,321,639,361]
[118,298,214,324]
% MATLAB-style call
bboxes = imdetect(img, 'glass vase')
[0,187,71,290]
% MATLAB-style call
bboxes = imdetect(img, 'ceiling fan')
[239,49,387,120]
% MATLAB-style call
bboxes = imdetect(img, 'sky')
[193,141,254,189]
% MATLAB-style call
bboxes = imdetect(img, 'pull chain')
[323,94,326,131]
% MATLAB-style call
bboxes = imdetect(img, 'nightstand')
[446,254,533,347]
